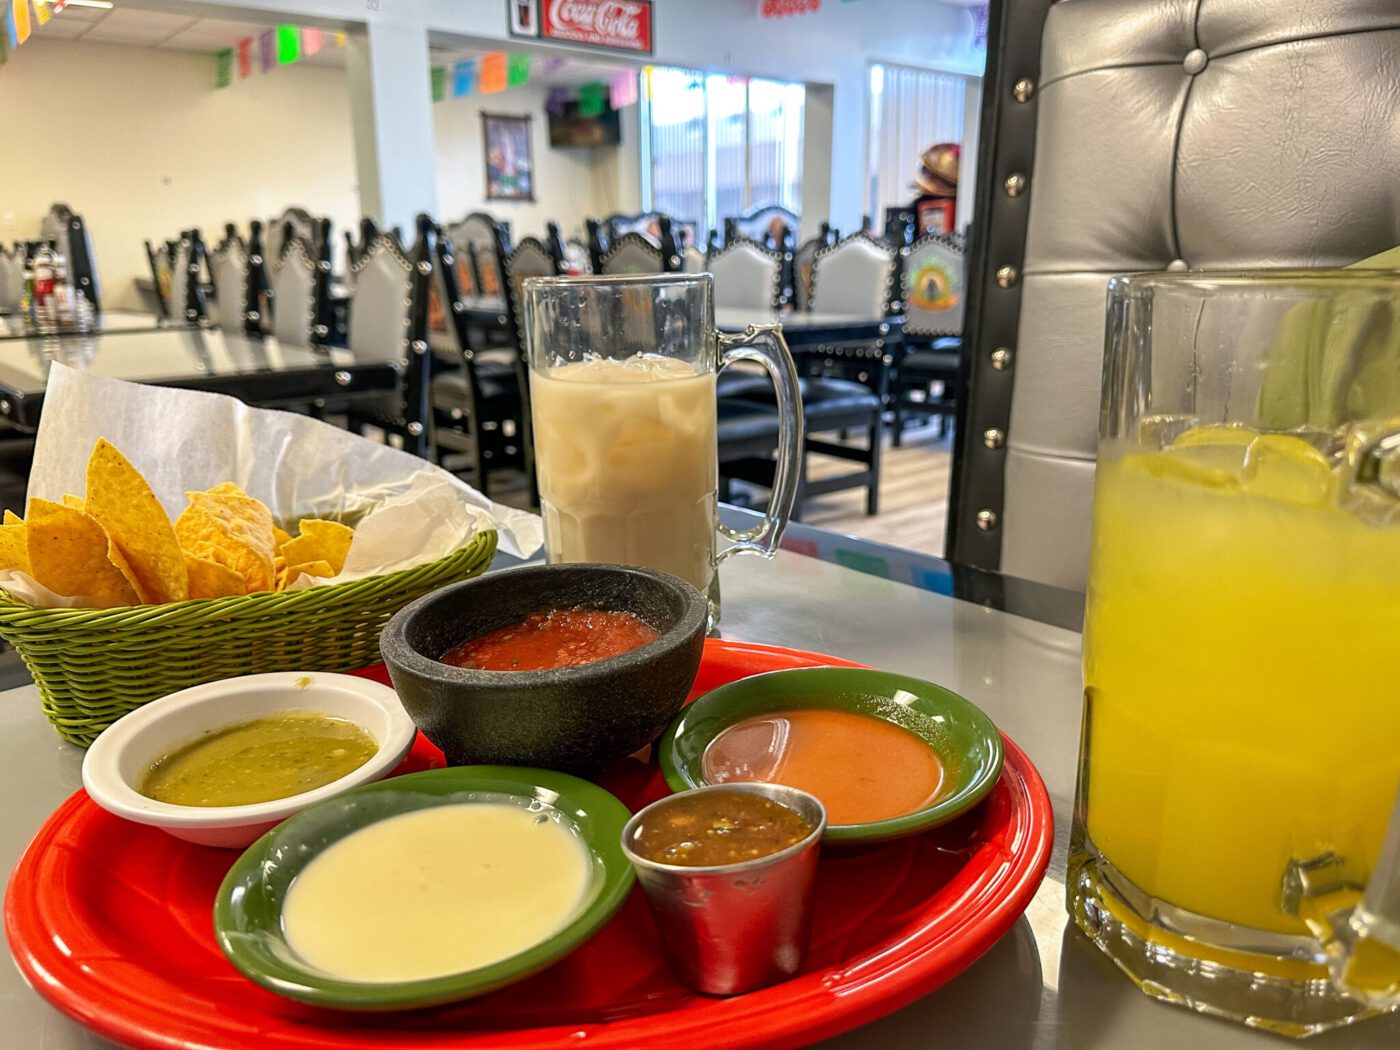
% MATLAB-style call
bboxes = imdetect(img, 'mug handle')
[714,323,804,562]
[1280,417,1400,1006]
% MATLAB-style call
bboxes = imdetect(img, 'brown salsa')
[440,608,659,671]
[631,790,813,867]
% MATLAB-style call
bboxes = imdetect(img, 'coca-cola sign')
[509,0,653,55]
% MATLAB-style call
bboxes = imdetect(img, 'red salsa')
[440,608,659,671]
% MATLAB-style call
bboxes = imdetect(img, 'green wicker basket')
[0,530,497,746]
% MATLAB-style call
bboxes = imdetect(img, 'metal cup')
[621,783,826,995]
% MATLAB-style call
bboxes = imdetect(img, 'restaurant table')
[0,326,401,431]
[0,309,188,342]
[1,520,1397,1049]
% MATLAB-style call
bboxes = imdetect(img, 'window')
[642,68,805,234]
[866,64,968,224]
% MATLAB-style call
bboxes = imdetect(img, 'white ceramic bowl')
[82,672,418,848]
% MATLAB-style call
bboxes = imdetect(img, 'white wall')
[0,37,629,306]
[423,0,986,232]
[0,39,362,311]
[433,83,625,243]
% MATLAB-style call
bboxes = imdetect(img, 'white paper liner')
[0,363,542,607]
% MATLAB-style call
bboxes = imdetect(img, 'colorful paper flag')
[1,8,13,52]
[453,59,475,98]
[302,26,324,57]
[215,48,233,88]
[478,51,507,94]
[578,81,606,117]
[545,86,568,116]
[507,52,530,87]
[33,2,49,27]
[237,36,252,78]
[0,19,7,63]
[259,30,276,73]
[334,31,347,48]
[11,0,31,45]
[609,69,637,109]
[430,65,446,103]
[276,24,299,64]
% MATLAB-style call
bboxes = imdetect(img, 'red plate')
[6,639,1053,1050]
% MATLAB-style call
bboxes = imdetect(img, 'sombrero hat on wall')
[916,142,960,197]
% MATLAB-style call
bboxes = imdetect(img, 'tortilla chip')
[84,439,189,603]
[26,498,139,606]
[176,493,276,593]
[184,553,246,600]
[281,560,334,590]
[280,519,354,575]
[207,482,248,497]
[272,525,294,550]
[61,494,84,510]
[0,524,29,573]
[3,510,22,526]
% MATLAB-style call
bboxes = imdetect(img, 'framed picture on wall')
[482,113,535,202]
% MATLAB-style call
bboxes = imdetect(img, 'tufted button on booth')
[1166,258,1189,272]
[1183,48,1208,75]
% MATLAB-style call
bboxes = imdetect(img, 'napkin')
[1,363,541,606]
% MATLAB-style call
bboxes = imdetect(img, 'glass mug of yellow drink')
[522,273,802,628]
[1070,270,1400,1035]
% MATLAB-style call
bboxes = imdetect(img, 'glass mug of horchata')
[1070,268,1400,1036]
[522,273,802,630]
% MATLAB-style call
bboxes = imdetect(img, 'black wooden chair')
[791,223,838,312]
[891,231,966,445]
[719,231,899,518]
[164,229,208,324]
[41,203,101,312]
[210,224,264,337]
[430,214,551,499]
[599,217,682,276]
[343,216,434,458]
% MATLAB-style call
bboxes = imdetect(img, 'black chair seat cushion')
[726,376,879,420]
[716,398,782,444]
[431,360,520,409]
[717,372,773,399]
[899,349,961,382]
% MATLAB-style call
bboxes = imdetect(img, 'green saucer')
[658,667,1004,845]
[213,766,635,1011]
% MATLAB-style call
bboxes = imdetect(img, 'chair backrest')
[0,246,22,312]
[269,238,319,347]
[501,234,562,358]
[166,230,208,323]
[601,232,671,276]
[211,237,252,335]
[42,204,101,311]
[446,213,508,302]
[809,233,897,318]
[709,240,783,312]
[724,204,799,249]
[901,232,966,338]
[681,245,707,274]
[949,0,1400,590]
[347,233,414,362]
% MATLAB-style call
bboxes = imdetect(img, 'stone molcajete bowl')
[380,563,707,777]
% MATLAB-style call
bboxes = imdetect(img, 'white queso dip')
[282,801,592,983]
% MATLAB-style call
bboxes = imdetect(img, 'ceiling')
[36,7,344,65]
[33,5,634,81]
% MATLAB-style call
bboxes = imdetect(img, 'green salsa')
[139,712,379,807]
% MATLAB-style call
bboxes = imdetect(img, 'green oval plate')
[659,667,1004,845]
[213,766,635,1011]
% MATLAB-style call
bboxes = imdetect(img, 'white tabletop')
[1,549,1396,1048]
